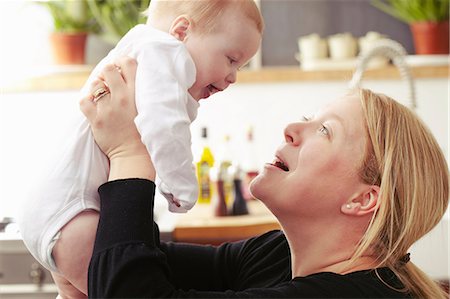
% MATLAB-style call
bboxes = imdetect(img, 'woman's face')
[250,94,369,219]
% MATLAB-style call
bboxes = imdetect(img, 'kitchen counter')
[173,200,280,245]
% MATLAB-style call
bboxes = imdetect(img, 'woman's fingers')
[99,64,124,98]
[80,79,109,121]
[114,56,137,85]
[95,57,137,106]
[80,57,142,160]
[89,79,110,104]
[79,93,97,122]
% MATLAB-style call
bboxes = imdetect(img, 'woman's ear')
[341,185,380,216]
[169,15,191,41]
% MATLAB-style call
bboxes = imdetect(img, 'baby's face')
[185,11,261,100]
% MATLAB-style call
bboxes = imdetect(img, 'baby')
[19,0,263,296]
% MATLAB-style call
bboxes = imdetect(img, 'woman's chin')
[249,173,267,201]
[248,181,258,200]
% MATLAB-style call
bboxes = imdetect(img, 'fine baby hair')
[146,0,264,34]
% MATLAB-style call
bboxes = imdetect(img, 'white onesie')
[19,24,199,272]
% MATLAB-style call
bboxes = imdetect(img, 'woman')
[79,57,448,298]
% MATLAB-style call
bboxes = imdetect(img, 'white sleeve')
[133,44,198,213]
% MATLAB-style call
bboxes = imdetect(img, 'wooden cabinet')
[0,238,57,299]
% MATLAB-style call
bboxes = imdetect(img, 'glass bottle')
[216,135,234,205]
[196,127,214,204]
[241,126,259,200]
[231,165,249,216]
[212,166,228,217]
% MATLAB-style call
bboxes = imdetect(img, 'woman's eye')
[302,116,329,136]
[319,124,329,136]
[302,115,311,122]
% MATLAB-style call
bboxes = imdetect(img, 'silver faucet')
[349,39,417,109]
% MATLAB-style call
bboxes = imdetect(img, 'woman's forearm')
[88,179,158,298]
[108,154,156,182]
[89,179,228,298]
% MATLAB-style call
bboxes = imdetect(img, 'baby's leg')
[51,272,86,299]
[52,210,99,296]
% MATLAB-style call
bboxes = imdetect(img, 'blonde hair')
[351,88,449,298]
[146,0,264,34]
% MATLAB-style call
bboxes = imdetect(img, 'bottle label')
[198,161,211,203]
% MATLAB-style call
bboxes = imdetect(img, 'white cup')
[328,33,357,60]
[297,34,328,61]
[358,31,388,54]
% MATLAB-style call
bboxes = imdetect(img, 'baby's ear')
[169,15,191,41]
[341,185,380,217]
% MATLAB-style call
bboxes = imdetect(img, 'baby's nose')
[226,69,237,84]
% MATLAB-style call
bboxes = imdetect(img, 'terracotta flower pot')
[50,32,88,65]
[410,20,449,55]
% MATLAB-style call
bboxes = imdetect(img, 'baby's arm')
[134,44,198,212]
[52,210,99,296]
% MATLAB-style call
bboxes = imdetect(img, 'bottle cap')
[201,127,208,138]
[247,126,254,141]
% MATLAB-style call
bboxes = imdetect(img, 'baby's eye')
[228,56,236,64]
[302,115,311,122]
[237,62,249,71]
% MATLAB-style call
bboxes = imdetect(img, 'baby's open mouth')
[207,84,221,95]
[271,157,289,171]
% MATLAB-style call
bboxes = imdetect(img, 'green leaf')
[87,0,151,43]
[371,0,449,23]
[39,0,98,33]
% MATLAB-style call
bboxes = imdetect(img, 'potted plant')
[372,0,449,54]
[87,0,151,45]
[38,0,99,64]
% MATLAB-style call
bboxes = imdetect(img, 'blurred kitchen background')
[0,0,449,298]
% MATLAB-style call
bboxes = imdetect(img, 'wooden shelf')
[237,65,449,83]
[1,65,93,93]
[2,65,447,93]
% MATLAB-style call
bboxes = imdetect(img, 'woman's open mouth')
[270,156,289,172]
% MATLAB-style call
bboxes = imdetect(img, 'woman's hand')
[80,56,155,181]
[80,57,142,160]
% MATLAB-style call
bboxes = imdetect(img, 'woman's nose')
[284,123,303,145]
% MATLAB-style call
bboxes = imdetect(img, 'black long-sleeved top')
[88,179,411,298]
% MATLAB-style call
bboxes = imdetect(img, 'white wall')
[1,77,448,279]
[191,79,449,168]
